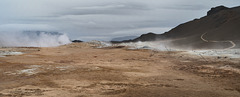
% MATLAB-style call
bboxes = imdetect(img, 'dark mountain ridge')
[117,5,240,49]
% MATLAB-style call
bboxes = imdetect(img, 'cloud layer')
[0,0,239,41]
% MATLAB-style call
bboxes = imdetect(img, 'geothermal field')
[0,41,240,97]
[1,2,240,97]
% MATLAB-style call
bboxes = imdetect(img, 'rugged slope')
[126,6,240,49]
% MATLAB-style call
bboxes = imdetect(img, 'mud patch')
[0,51,23,57]
[4,65,41,76]
[0,85,50,97]
[3,65,77,76]
[187,49,240,58]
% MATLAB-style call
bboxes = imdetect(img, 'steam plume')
[0,31,71,47]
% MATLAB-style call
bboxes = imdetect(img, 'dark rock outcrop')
[207,5,229,16]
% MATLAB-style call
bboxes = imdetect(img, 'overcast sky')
[0,0,239,41]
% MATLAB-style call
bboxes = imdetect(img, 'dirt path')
[201,32,236,49]
[0,43,240,97]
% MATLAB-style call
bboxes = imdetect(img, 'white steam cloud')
[119,41,174,51]
[0,31,71,47]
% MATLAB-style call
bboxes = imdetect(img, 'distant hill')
[119,5,240,49]
[111,36,138,43]
[72,40,83,43]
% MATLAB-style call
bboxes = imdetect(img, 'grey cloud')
[1,0,240,41]
[162,4,209,10]
[58,3,150,16]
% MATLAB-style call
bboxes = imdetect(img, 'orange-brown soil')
[0,43,240,97]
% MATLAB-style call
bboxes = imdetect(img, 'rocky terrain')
[0,43,240,97]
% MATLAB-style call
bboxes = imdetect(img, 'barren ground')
[0,43,240,97]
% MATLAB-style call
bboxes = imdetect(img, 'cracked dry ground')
[0,43,240,97]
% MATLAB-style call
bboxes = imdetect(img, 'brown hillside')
[131,6,240,49]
